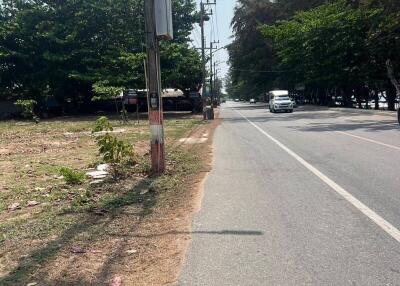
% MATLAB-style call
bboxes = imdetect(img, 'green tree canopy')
[0,0,202,110]
[227,0,400,109]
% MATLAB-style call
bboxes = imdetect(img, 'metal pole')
[144,0,165,174]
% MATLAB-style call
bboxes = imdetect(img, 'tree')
[0,0,201,112]
[260,0,399,109]
[227,0,330,100]
[227,0,278,100]
[161,43,202,91]
[363,0,400,110]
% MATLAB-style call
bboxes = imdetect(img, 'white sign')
[155,0,173,40]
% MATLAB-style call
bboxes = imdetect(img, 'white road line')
[336,131,400,151]
[236,110,400,243]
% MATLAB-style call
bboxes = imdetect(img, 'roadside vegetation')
[0,113,213,285]
[0,0,219,284]
[0,0,202,116]
[227,0,400,110]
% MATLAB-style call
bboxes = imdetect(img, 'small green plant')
[72,189,93,207]
[14,99,39,122]
[59,167,85,185]
[93,116,136,164]
[120,106,129,123]
[93,116,113,133]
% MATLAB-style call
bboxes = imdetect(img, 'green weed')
[59,167,85,185]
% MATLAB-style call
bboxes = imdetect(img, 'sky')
[191,0,237,82]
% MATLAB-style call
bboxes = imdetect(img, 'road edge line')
[236,110,400,243]
[336,131,400,151]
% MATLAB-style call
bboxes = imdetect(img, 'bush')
[59,167,85,185]
[93,116,113,133]
[92,117,136,164]
[14,99,39,122]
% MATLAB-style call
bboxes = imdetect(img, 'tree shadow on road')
[223,105,399,132]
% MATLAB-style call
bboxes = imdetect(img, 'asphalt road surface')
[178,102,400,286]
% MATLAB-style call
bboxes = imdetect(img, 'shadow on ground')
[223,105,399,132]
[0,179,156,286]
[112,229,264,238]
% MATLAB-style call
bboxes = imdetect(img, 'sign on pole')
[155,0,173,40]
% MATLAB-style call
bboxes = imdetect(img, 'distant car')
[239,99,244,101]
[249,99,256,104]
[268,90,294,113]
[234,98,239,102]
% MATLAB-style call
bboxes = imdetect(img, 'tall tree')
[227,0,278,99]
[227,0,330,99]
[0,0,202,111]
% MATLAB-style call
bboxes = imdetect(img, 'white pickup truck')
[268,90,294,113]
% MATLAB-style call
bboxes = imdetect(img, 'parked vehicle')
[250,98,256,104]
[268,90,294,113]
[234,98,239,102]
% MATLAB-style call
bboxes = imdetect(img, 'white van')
[268,90,294,113]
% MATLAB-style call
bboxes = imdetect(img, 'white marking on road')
[236,110,400,243]
[336,131,400,151]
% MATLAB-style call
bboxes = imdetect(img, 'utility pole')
[213,62,221,105]
[144,0,172,174]
[209,40,219,103]
[214,62,218,104]
[200,1,206,119]
[199,0,216,119]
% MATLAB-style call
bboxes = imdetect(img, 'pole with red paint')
[144,0,173,174]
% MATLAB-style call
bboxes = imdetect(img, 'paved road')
[178,102,400,286]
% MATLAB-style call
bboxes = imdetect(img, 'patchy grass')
[0,112,211,285]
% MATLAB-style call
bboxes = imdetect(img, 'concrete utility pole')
[200,1,206,119]
[144,0,165,174]
[214,62,218,104]
[199,0,216,119]
[209,40,219,102]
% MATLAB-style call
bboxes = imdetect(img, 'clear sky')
[191,0,237,82]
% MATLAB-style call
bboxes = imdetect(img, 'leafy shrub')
[59,167,85,185]
[93,116,113,133]
[14,99,39,122]
[93,116,136,164]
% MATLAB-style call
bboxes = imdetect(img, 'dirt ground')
[0,111,220,285]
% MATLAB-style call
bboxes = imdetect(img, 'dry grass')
[0,111,216,286]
